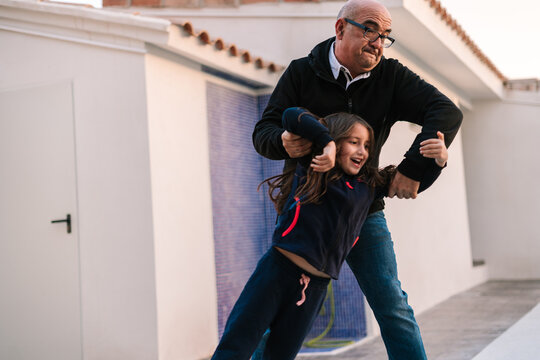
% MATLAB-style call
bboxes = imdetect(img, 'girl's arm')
[282,107,336,172]
[282,107,332,147]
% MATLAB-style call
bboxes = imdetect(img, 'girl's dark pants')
[211,247,329,360]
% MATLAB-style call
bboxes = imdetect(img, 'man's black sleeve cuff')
[396,158,425,182]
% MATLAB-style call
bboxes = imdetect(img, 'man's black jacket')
[253,37,463,210]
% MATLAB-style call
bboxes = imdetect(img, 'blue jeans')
[346,210,426,359]
[252,211,426,360]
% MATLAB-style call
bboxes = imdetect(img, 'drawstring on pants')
[296,273,311,306]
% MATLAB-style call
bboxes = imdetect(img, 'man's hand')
[420,131,448,167]
[388,171,420,199]
[281,130,313,158]
[311,141,336,172]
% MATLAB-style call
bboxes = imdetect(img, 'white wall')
[462,97,540,279]
[380,125,486,314]
[144,48,219,360]
[0,29,159,360]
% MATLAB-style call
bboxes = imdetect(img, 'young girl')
[211,108,447,360]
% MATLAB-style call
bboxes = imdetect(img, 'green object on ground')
[303,281,355,349]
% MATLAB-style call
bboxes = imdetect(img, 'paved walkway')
[472,302,540,360]
[297,280,540,360]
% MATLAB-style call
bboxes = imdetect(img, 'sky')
[53,0,540,80]
[438,0,540,79]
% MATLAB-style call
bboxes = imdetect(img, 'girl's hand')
[420,131,448,167]
[311,141,336,172]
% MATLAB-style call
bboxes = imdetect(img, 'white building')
[1,0,539,359]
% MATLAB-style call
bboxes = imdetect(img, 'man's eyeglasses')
[344,18,395,48]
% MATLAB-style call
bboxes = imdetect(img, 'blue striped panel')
[207,82,366,349]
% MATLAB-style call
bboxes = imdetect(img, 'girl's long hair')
[260,112,395,214]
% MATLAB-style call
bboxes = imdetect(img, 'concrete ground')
[297,280,540,360]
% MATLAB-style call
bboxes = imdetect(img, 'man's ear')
[335,18,345,39]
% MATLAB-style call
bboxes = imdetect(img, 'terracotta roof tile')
[214,38,225,50]
[228,44,238,57]
[425,0,507,81]
[177,21,284,73]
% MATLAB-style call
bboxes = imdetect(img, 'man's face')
[335,4,392,75]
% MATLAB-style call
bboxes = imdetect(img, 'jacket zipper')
[319,181,356,273]
[316,70,353,114]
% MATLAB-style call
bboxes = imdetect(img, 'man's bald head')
[338,0,392,23]
[334,0,392,76]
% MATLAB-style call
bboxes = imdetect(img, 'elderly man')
[252,0,462,358]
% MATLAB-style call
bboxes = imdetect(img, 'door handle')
[51,214,71,234]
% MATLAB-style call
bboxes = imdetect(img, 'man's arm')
[388,131,448,198]
[253,61,313,160]
[388,62,463,198]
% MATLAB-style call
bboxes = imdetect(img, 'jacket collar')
[328,41,371,87]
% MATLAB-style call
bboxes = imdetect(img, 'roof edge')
[0,0,282,86]
[423,0,506,82]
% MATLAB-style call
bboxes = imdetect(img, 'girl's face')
[337,123,370,175]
